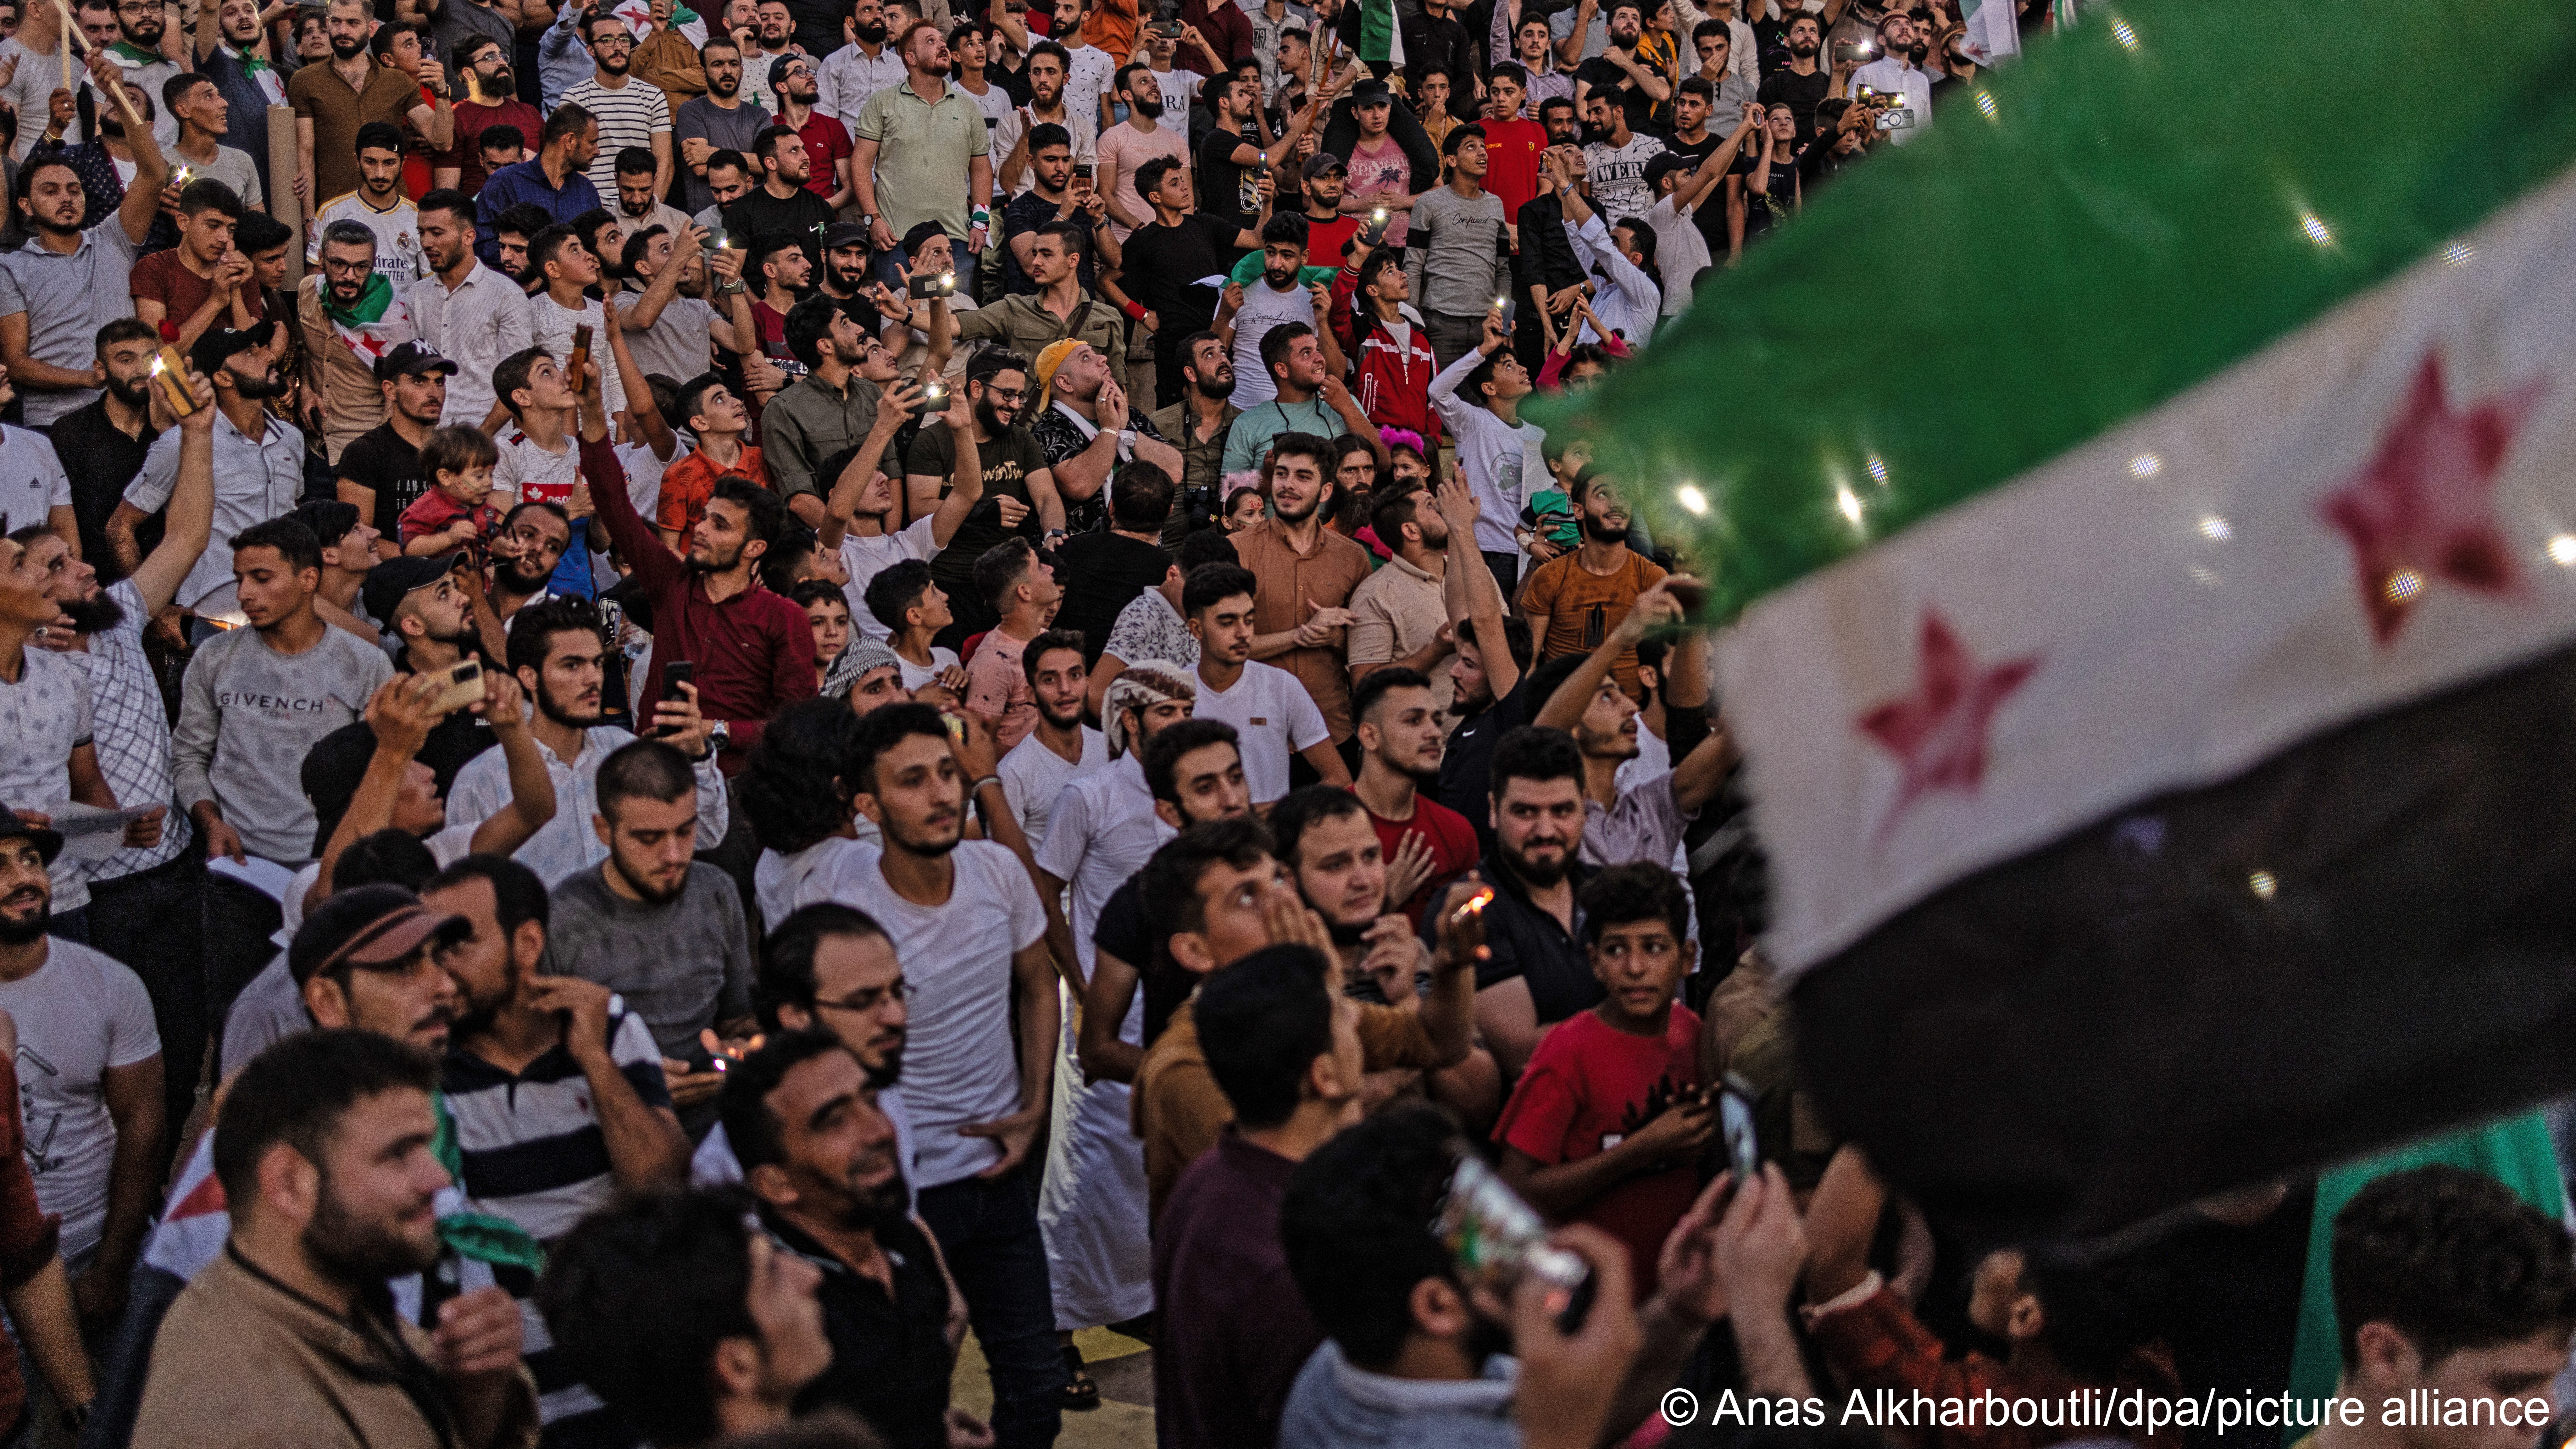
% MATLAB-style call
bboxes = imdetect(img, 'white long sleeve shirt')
[1566,211,1662,347]
[1428,347,1547,557]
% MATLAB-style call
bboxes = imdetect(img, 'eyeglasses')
[982,384,1027,403]
[322,257,374,275]
[813,979,916,1014]
[591,34,633,47]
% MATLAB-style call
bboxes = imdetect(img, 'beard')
[492,551,554,594]
[974,399,1015,436]
[685,537,746,575]
[1273,487,1324,524]
[1790,37,1818,56]
[1262,264,1297,290]
[60,590,125,636]
[228,364,288,400]
[598,51,631,74]
[1132,89,1163,118]
[835,1164,911,1235]
[918,57,948,77]
[103,370,151,408]
[303,1178,442,1284]
[882,811,960,858]
[1036,692,1084,731]
[824,258,868,293]
[1581,513,1628,544]
[710,70,738,97]
[1324,911,1371,948]
[854,19,886,42]
[534,680,603,730]
[0,890,46,946]
[1499,835,1568,888]
[329,31,365,57]
[609,852,690,905]
[1190,364,1235,400]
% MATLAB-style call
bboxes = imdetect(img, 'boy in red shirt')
[1492,860,1708,1298]
[1480,63,1551,225]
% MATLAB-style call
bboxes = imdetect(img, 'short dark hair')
[2332,1164,2576,1372]
[354,120,404,157]
[335,830,441,891]
[235,211,293,255]
[293,497,362,552]
[614,145,657,177]
[176,176,244,220]
[752,123,799,167]
[1141,718,1240,810]
[1266,430,1334,482]
[1455,615,1534,671]
[863,558,936,634]
[973,537,1039,613]
[1020,628,1086,691]
[737,698,864,857]
[1259,321,1314,385]
[757,524,825,596]
[426,853,552,935]
[1439,121,1485,158]
[416,187,475,231]
[1026,120,1072,154]
[716,1028,850,1171]
[1690,18,1728,43]
[491,344,549,411]
[1577,861,1690,946]
[1489,724,1582,800]
[1133,153,1183,200]
[477,123,526,155]
[783,295,846,369]
[620,223,669,275]
[230,516,322,574]
[713,473,788,548]
[756,902,890,1033]
[1258,211,1309,252]
[1280,1101,1460,1369]
[537,1188,762,1449]
[1351,665,1432,728]
[503,596,607,683]
[1139,814,1273,941]
[1269,784,1366,869]
[213,1030,440,1222]
[1109,459,1175,531]
[1178,527,1238,573]
[161,71,214,117]
[1181,562,1256,619]
[846,702,952,794]
[1538,94,1577,122]
[1487,60,1528,88]
[1367,485,1424,550]
[541,101,596,151]
[703,146,749,177]
[1197,944,1334,1130]
[595,738,698,821]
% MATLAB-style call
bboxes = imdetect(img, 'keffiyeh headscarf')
[1102,661,1196,759]
[821,638,903,700]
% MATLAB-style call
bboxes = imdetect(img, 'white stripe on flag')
[1719,162,2576,978]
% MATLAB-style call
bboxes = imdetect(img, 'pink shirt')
[1096,119,1189,242]
[1346,135,1412,244]
[964,628,1038,749]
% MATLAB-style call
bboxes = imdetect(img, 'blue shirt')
[538,6,592,114]
[472,158,602,269]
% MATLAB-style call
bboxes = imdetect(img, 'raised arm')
[461,673,559,857]
[1435,467,1515,698]
[127,364,217,617]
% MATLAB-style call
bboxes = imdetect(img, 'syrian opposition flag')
[1954,0,2018,65]
[1357,0,1403,70]
[1551,0,2576,1245]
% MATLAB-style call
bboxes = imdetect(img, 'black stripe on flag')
[1790,637,2576,1247]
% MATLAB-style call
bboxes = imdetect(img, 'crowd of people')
[0,3,2556,1449]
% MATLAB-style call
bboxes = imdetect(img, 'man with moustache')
[725,122,833,264]
[110,326,303,631]
[100,0,182,152]
[813,0,901,121]
[991,42,1094,201]
[335,341,457,546]
[905,349,1059,645]
[1092,63,1181,242]
[411,190,534,435]
[192,0,291,195]
[813,220,875,308]
[1227,430,1373,747]
[1025,338,1175,537]
[722,1031,987,1449]
[425,852,693,1446]
[432,36,542,196]
[770,51,853,212]
[849,21,991,294]
[161,75,264,215]
[132,1027,540,1449]
[289,0,427,210]
[1348,667,1479,922]
[52,320,165,570]
[675,33,772,215]
[295,220,418,465]
[449,597,726,887]
[1145,332,1241,522]
[482,500,573,622]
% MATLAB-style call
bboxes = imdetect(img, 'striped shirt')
[444,1009,671,1429]
[561,75,673,201]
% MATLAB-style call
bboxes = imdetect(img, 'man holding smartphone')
[1847,8,1930,144]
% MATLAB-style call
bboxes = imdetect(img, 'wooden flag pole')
[266,104,300,285]
[47,0,150,139]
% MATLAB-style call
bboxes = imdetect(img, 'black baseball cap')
[361,552,462,626]
[821,221,870,249]
[374,340,461,383]
[188,324,267,381]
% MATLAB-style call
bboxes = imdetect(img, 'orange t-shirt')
[655,446,773,540]
[1518,547,1669,696]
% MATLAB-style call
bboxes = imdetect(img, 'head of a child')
[424,426,500,509]
[1576,863,1693,1032]
[1545,432,1593,487]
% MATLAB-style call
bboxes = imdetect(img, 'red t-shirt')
[1492,1004,1704,1299]
[1303,210,1362,268]
[129,249,268,344]
[1362,794,1480,926]
[398,487,498,547]
[1482,116,1549,221]
[797,112,854,201]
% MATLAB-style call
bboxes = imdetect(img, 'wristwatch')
[706,719,731,754]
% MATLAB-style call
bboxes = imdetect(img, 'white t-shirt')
[530,293,627,420]
[308,192,424,290]
[0,427,72,544]
[895,647,960,692]
[1645,193,1713,318]
[1147,66,1202,137]
[0,650,94,911]
[844,841,1046,1189]
[751,835,883,934]
[1429,348,1547,555]
[1029,752,1163,974]
[0,938,161,1258]
[998,725,1106,859]
[1227,279,1321,409]
[1191,660,1329,805]
[617,434,691,527]
[840,514,942,640]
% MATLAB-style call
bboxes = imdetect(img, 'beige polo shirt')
[1228,518,1376,742]
[1348,551,1454,716]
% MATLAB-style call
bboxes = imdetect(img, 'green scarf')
[322,271,395,328]
[674,4,699,23]
[429,1092,547,1273]
[107,40,160,67]
[229,42,271,76]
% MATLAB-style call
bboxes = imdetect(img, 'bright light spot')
[1974,91,1997,122]
[2188,566,2218,586]
[2548,534,2576,567]
[2441,241,2477,269]
[2127,452,2163,479]
[1836,487,1865,526]
[1675,485,1709,516]
[2248,870,2277,901]
[2301,212,2335,247]
[1866,454,1889,485]
[2109,16,2138,50]
[2384,568,2423,603]
[2197,514,2232,542]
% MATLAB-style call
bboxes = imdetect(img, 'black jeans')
[87,854,208,1148]
[202,869,283,1046]
[915,1166,1064,1449]
[1481,550,1522,604]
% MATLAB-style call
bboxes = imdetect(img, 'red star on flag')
[2317,353,2546,645]
[1855,611,2040,835]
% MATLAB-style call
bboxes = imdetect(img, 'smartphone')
[1879,108,1915,130]
[1072,161,1095,183]
[1830,40,1871,64]
[654,660,693,737]
[1856,85,1890,107]
[1151,19,1182,36]
[567,323,594,384]
[424,658,486,714]
[1718,1071,1759,1181]
[908,269,959,299]
[1435,1152,1591,1320]
[921,376,950,402]
[1358,212,1390,247]
[1492,294,1517,330]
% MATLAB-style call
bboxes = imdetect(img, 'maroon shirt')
[1151,1132,1316,1449]
[0,1054,61,1435]
[582,436,818,769]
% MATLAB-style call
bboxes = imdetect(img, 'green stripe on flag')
[1359,0,1396,65]
[1540,0,2576,617]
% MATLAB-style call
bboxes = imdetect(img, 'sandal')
[1061,1344,1101,1411]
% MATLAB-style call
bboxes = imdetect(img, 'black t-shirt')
[1437,673,1530,852]
[1196,125,1258,242]
[1660,133,1731,260]
[723,184,836,262]
[1118,213,1240,327]
[1053,530,1175,662]
[1757,64,1830,137]
[1575,52,1661,136]
[337,423,435,539]
[2132,1181,2316,1449]
[775,1209,954,1449]
[1096,874,1196,1054]
[905,423,1049,592]
[1749,18,1798,71]
[1417,856,1604,1027]
[1729,140,1806,242]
